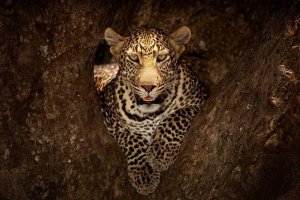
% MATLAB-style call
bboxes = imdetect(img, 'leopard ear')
[169,26,191,58]
[104,27,124,59]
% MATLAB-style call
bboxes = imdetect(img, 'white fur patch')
[138,104,161,113]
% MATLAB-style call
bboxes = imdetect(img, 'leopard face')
[105,27,191,113]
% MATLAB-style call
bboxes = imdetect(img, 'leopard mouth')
[136,95,164,105]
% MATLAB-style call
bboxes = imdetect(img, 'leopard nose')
[141,85,156,93]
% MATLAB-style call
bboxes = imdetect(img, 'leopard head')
[104,27,191,112]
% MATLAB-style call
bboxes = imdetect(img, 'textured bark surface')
[0,0,299,199]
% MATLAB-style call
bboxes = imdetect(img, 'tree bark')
[0,0,299,199]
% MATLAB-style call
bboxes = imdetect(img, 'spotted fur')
[98,27,208,195]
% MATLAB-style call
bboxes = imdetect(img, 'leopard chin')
[138,104,161,113]
[135,95,163,113]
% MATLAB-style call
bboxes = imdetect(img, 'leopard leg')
[147,108,196,172]
[117,132,160,195]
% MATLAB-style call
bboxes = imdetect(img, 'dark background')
[0,0,299,199]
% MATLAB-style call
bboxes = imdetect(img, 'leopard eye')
[157,54,167,62]
[128,54,139,62]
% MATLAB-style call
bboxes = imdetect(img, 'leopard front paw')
[146,146,174,172]
[151,157,170,172]
[135,182,158,196]
[128,164,160,195]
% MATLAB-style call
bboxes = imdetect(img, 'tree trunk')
[0,0,299,199]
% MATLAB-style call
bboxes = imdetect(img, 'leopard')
[96,26,208,195]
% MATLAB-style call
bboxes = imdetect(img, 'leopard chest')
[107,80,173,138]
[114,97,165,137]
